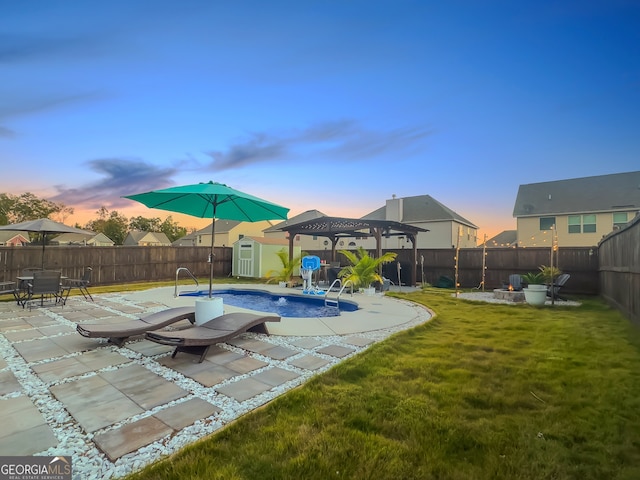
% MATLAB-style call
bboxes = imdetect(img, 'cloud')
[0,126,16,138]
[0,92,106,121]
[206,120,432,171]
[50,158,177,209]
[0,32,110,64]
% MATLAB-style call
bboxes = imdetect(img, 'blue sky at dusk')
[2,1,639,240]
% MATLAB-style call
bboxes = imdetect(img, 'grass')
[118,287,640,480]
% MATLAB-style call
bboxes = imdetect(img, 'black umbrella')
[0,218,93,269]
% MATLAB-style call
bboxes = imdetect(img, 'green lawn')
[118,288,639,479]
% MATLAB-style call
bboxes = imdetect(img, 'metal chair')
[25,270,63,309]
[63,267,93,301]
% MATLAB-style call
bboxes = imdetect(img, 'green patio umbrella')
[124,181,290,298]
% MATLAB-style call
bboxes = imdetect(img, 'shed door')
[238,242,254,277]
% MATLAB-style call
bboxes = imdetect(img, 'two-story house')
[360,194,478,249]
[513,171,640,247]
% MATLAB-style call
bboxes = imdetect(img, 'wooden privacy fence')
[1,244,600,295]
[0,246,232,286]
[598,214,640,325]
[307,246,599,295]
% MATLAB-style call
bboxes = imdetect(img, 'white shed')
[232,236,301,279]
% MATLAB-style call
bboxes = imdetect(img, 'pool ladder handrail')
[174,267,199,297]
[324,279,353,309]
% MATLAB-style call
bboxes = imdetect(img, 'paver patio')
[0,285,429,478]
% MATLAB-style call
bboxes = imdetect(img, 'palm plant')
[265,249,306,284]
[521,271,544,285]
[338,247,397,290]
[539,265,562,284]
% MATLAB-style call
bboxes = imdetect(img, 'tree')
[0,192,64,224]
[129,216,162,232]
[85,207,129,245]
[160,216,187,242]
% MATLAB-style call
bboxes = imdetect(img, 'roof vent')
[548,194,552,200]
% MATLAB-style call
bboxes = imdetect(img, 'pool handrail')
[175,267,199,297]
[325,279,353,309]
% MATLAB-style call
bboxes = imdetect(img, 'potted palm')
[521,271,546,306]
[265,249,306,287]
[338,247,397,295]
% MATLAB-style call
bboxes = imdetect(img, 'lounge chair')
[145,312,281,363]
[509,274,523,291]
[547,273,570,300]
[76,306,196,346]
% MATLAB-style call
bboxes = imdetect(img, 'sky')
[1,0,639,241]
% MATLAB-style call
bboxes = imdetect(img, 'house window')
[540,217,556,230]
[613,212,628,229]
[568,215,597,234]
[568,216,581,234]
[583,214,596,233]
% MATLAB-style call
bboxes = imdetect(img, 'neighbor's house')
[175,220,276,247]
[360,194,478,249]
[263,210,328,250]
[513,171,640,247]
[50,232,115,246]
[0,231,30,246]
[123,231,172,246]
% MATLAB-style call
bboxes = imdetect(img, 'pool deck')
[0,284,430,479]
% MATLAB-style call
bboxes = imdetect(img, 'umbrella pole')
[209,217,216,298]
[42,233,46,269]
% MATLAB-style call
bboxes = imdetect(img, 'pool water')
[180,289,358,318]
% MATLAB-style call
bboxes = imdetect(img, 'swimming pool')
[180,289,358,318]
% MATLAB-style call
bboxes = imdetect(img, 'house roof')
[50,232,112,245]
[127,231,171,244]
[513,171,640,217]
[485,230,517,247]
[263,209,327,233]
[194,220,244,235]
[362,194,478,228]
[0,231,30,243]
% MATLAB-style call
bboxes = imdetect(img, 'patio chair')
[547,273,570,300]
[24,270,64,309]
[63,267,93,301]
[76,306,196,346]
[509,274,523,291]
[145,312,281,363]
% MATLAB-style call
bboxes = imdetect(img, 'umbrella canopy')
[124,181,290,297]
[0,218,94,269]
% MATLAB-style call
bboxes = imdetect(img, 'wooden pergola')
[277,216,428,286]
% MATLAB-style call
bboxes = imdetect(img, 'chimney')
[386,195,403,222]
